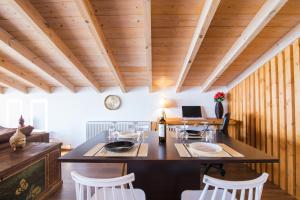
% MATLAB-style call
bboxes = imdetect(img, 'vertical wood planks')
[270,57,279,185]
[265,62,273,181]
[242,80,247,143]
[292,39,300,200]
[284,46,295,195]
[277,51,287,191]
[259,66,266,172]
[228,38,300,197]
[249,74,256,170]
[254,70,261,173]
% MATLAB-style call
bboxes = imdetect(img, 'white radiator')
[86,121,152,141]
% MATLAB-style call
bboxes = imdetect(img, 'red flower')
[214,92,225,102]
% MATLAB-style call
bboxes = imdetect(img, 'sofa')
[0,126,49,150]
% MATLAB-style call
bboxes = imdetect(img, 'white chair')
[71,171,146,200]
[181,173,268,200]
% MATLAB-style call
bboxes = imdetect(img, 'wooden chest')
[0,142,62,200]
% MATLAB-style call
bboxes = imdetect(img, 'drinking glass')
[128,123,137,133]
[108,124,117,141]
[206,130,217,143]
[175,126,182,139]
[136,131,143,143]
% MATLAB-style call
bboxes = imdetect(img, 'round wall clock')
[104,95,121,110]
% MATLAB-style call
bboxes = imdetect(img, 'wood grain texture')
[75,0,127,92]
[292,39,300,200]
[0,56,52,93]
[175,0,220,92]
[214,0,300,87]
[228,39,299,197]
[9,0,102,92]
[0,73,28,93]
[0,27,76,92]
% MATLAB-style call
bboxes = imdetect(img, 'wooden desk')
[165,118,239,137]
[60,132,277,200]
[166,117,237,125]
[0,143,62,200]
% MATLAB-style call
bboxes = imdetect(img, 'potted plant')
[214,92,225,119]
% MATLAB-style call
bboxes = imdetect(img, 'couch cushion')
[20,125,34,136]
[0,128,16,143]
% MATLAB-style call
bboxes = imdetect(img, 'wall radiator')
[86,121,152,141]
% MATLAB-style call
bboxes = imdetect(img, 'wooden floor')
[47,163,295,200]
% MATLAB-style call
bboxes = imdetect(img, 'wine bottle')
[158,116,166,143]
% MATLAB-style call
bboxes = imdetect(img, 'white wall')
[0,86,228,147]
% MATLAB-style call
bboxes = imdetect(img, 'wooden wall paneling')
[265,61,273,181]
[232,87,237,139]
[227,90,233,137]
[249,73,256,170]
[246,77,251,146]
[254,70,261,173]
[229,39,299,197]
[259,66,267,173]
[229,86,234,138]
[284,45,295,195]
[292,39,300,200]
[245,77,251,168]
[238,83,243,141]
[270,56,280,185]
[242,79,247,143]
[277,51,287,190]
[235,86,239,140]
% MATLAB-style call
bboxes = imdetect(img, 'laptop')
[181,106,203,120]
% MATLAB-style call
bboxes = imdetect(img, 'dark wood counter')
[60,132,277,200]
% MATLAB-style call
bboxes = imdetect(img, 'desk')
[165,117,237,125]
[60,132,277,200]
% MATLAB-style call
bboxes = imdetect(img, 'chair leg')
[204,164,211,175]
[204,164,225,176]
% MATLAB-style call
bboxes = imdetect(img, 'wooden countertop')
[59,131,277,164]
[166,118,238,125]
[0,142,61,178]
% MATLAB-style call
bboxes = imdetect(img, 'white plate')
[189,142,222,154]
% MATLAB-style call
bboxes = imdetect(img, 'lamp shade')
[160,98,176,108]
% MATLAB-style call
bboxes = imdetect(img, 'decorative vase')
[215,102,224,119]
[9,128,26,151]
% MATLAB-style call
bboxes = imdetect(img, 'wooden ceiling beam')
[0,27,76,93]
[0,74,28,93]
[143,0,152,92]
[0,56,52,93]
[200,0,288,92]
[175,0,221,93]
[9,0,101,92]
[75,0,127,93]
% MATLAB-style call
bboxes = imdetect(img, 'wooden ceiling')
[0,0,298,93]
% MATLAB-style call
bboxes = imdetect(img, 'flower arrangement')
[214,92,225,102]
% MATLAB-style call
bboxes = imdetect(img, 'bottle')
[158,116,166,143]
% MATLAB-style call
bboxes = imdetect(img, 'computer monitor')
[182,106,202,118]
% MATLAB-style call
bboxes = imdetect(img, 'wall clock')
[104,95,121,110]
